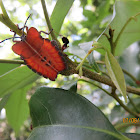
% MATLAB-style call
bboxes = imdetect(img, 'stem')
[76,42,104,71]
[78,78,140,117]
[122,69,137,82]
[127,95,140,113]
[108,26,115,55]
[115,122,140,130]
[112,93,139,118]
[40,0,59,46]
[78,65,140,95]
[0,57,139,96]
[114,12,140,48]
[0,59,24,64]
[126,86,140,96]
[78,79,112,96]
[0,0,8,18]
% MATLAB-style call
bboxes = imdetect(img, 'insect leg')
[39,28,53,36]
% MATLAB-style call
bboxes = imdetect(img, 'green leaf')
[96,0,110,23]
[5,85,31,135]
[0,63,20,76]
[0,66,39,97]
[29,87,128,140]
[50,0,74,34]
[27,125,130,140]
[98,1,140,56]
[29,87,117,129]
[105,51,127,102]
[28,87,130,139]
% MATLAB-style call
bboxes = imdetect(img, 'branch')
[0,58,139,95]
[115,122,140,131]
[126,86,140,95]
[112,93,139,118]
[62,57,140,95]
[78,79,139,117]
[127,95,140,113]
[78,79,112,97]
[0,59,24,64]
[122,69,137,82]
[114,12,140,49]
[40,0,61,48]
[104,13,140,55]
[81,67,140,95]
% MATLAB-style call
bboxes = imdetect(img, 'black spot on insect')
[48,60,51,64]
[45,60,51,66]
[41,59,45,62]
[41,56,47,62]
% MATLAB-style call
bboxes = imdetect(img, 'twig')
[114,12,140,49]
[126,86,140,96]
[112,93,139,118]
[79,78,140,117]
[0,58,140,95]
[122,69,137,82]
[0,59,24,64]
[40,0,60,47]
[81,66,140,95]
[127,95,140,113]
[115,122,140,131]
[103,13,140,55]
[78,79,112,97]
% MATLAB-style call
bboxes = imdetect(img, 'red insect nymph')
[12,27,66,81]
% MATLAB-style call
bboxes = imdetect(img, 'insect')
[0,15,68,81]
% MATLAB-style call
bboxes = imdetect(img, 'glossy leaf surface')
[28,87,129,140]
[27,125,130,140]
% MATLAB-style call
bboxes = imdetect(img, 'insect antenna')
[22,14,32,36]
[0,14,31,43]
[0,37,21,43]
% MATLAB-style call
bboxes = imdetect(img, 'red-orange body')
[12,27,66,81]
